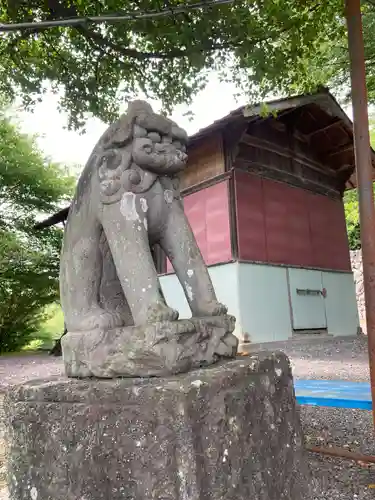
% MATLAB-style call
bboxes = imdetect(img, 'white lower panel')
[159,262,359,344]
[322,271,359,336]
[238,263,293,343]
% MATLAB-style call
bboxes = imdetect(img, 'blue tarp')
[294,379,372,410]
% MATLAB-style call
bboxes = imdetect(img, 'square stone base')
[4,352,311,500]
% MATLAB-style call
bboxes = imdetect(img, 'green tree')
[344,187,361,250]
[0,0,344,129]
[0,105,74,353]
[343,116,375,250]
[282,2,375,107]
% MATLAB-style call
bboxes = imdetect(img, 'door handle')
[296,288,327,297]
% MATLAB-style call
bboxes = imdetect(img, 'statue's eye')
[143,144,153,154]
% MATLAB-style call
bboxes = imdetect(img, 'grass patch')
[23,303,64,351]
[40,303,64,339]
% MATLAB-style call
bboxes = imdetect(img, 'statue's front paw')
[215,332,239,357]
[196,301,228,317]
[79,308,125,331]
[146,302,179,323]
[212,302,228,316]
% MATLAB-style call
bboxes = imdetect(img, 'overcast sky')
[14,74,243,170]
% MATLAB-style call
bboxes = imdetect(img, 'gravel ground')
[0,334,374,499]
[254,334,375,499]
[0,352,63,392]
[251,333,370,382]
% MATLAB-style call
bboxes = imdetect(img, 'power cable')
[0,0,235,33]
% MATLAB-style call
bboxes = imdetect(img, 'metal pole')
[306,445,375,464]
[345,0,375,428]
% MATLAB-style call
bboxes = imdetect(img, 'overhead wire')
[0,0,235,33]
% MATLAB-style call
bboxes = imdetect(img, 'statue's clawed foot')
[195,301,228,317]
[75,307,125,332]
[146,302,179,323]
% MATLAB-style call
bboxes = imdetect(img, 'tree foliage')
[344,187,362,251]
[0,0,344,129]
[290,2,375,105]
[0,107,74,353]
[343,117,375,251]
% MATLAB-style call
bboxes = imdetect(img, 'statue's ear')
[101,113,135,150]
[99,101,153,149]
[101,101,154,150]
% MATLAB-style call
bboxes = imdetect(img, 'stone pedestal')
[4,352,311,500]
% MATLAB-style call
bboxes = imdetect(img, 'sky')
[14,75,243,171]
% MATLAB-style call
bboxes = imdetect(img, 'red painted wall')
[166,181,232,272]
[235,170,351,271]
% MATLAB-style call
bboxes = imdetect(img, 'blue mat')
[294,379,372,410]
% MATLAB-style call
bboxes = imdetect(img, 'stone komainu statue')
[60,101,238,378]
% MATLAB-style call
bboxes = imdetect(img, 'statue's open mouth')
[127,110,188,174]
[132,137,188,174]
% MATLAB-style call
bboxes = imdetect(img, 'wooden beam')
[269,120,309,143]
[34,206,70,229]
[328,144,354,158]
[336,163,355,174]
[235,158,340,199]
[305,119,344,138]
[222,129,239,260]
[180,170,233,197]
[293,130,309,143]
[241,133,337,176]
